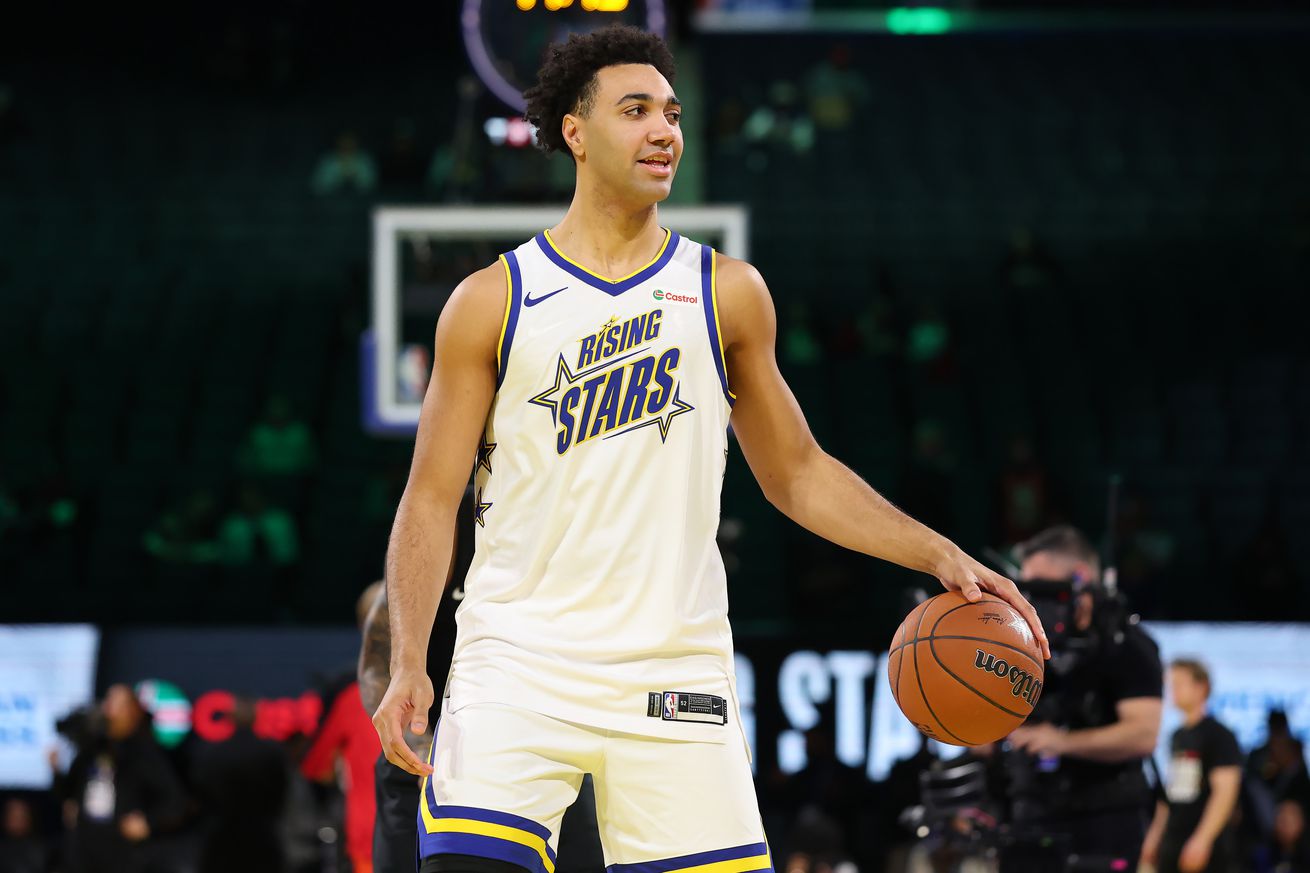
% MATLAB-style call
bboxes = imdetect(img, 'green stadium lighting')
[886,7,953,35]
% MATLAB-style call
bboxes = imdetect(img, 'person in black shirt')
[1143,659,1242,873]
[55,684,189,873]
[1005,526,1164,866]
[191,697,290,873]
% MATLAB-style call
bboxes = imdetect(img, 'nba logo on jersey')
[664,692,678,720]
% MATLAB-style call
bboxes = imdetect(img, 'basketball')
[888,592,1045,746]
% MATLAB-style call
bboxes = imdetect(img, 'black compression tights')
[420,854,532,873]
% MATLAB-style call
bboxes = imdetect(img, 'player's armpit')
[715,255,820,513]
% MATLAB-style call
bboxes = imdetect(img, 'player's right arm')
[372,261,505,776]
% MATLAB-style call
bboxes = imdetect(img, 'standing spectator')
[1251,712,1310,803]
[238,395,317,477]
[1142,659,1242,873]
[0,796,48,873]
[56,685,188,873]
[312,131,378,195]
[1248,709,1310,851]
[192,698,289,873]
[301,585,385,873]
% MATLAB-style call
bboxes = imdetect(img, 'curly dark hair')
[523,24,676,159]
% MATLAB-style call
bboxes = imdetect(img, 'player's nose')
[648,120,676,147]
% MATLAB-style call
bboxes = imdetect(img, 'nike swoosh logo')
[524,286,568,307]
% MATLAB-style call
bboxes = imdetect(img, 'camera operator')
[1003,525,1163,868]
[54,684,188,873]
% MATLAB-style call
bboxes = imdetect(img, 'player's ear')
[561,114,584,158]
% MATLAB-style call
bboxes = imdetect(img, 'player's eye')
[625,106,645,117]
[666,111,681,124]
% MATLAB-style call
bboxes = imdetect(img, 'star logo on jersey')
[527,354,578,427]
[605,383,694,443]
[473,488,493,527]
[529,349,695,454]
[476,438,496,475]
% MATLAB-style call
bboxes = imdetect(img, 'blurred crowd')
[0,676,377,873]
[4,689,1307,873]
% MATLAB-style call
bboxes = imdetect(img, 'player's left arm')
[717,255,1049,659]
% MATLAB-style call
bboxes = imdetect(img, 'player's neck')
[1181,704,1206,727]
[550,181,665,277]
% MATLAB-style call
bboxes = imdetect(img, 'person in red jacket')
[302,585,385,873]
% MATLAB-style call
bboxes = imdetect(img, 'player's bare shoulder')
[712,253,775,352]
[435,260,509,368]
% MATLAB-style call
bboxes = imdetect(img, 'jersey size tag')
[647,691,728,725]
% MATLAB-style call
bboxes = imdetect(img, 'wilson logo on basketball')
[653,288,698,305]
[974,650,1043,707]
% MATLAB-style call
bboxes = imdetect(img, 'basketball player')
[372,24,1050,873]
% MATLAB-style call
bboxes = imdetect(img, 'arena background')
[1,2,1308,872]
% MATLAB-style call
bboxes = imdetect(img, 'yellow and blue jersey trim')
[497,252,524,390]
[418,800,557,873]
[535,228,680,296]
[699,246,736,407]
[417,716,556,873]
[608,841,772,873]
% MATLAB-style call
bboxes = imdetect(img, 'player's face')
[575,64,682,202]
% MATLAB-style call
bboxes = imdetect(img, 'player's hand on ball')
[934,546,1051,660]
[372,669,435,776]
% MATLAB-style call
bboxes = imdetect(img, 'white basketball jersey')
[446,227,744,742]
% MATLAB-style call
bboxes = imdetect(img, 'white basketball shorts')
[417,698,772,873]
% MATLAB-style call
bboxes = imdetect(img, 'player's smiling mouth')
[638,153,673,176]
